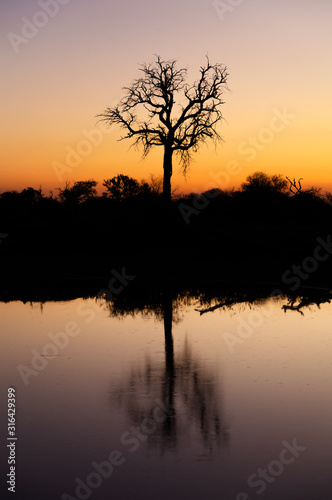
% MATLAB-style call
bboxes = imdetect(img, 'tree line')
[1,171,331,284]
[0,171,328,205]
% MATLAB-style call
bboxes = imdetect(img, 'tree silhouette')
[102,174,151,200]
[241,171,288,194]
[98,56,228,201]
[57,180,97,204]
[286,176,320,197]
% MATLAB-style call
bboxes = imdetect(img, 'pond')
[1,289,332,500]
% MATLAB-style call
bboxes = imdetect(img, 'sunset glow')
[1,0,332,194]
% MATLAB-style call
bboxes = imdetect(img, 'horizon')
[2,3,332,497]
[2,169,332,198]
[1,0,331,194]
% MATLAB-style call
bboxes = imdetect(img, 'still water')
[1,291,332,500]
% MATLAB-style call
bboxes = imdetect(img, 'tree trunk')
[163,146,173,202]
[162,290,176,441]
[163,291,174,378]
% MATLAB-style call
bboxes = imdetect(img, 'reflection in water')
[2,286,332,499]
[282,293,331,315]
[6,278,332,321]
[110,291,229,456]
[193,287,332,317]
[106,284,332,458]
[195,293,257,315]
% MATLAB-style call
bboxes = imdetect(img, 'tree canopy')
[57,180,98,204]
[102,174,151,201]
[98,56,228,201]
[241,171,288,194]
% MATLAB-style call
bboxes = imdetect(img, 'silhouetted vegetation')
[1,171,332,287]
[102,174,153,201]
[98,55,228,201]
[241,171,288,194]
[57,180,98,204]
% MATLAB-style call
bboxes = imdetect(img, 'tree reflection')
[109,289,229,455]
[106,282,332,456]
[282,293,331,315]
[194,287,332,317]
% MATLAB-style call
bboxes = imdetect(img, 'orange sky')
[1,0,332,195]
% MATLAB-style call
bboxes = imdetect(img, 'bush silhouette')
[241,171,288,194]
[58,180,98,204]
[102,175,151,201]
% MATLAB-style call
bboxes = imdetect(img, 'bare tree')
[286,177,320,197]
[98,56,228,201]
[286,177,303,195]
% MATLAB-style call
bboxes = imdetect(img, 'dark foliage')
[1,172,332,285]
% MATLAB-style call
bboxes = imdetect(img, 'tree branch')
[97,55,228,175]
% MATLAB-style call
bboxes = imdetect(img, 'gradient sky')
[1,0,332,194]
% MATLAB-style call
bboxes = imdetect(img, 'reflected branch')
[282,294,331,315]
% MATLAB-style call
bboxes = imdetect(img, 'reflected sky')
[1,293,332,499]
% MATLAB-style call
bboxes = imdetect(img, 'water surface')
[1,292,332,499]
